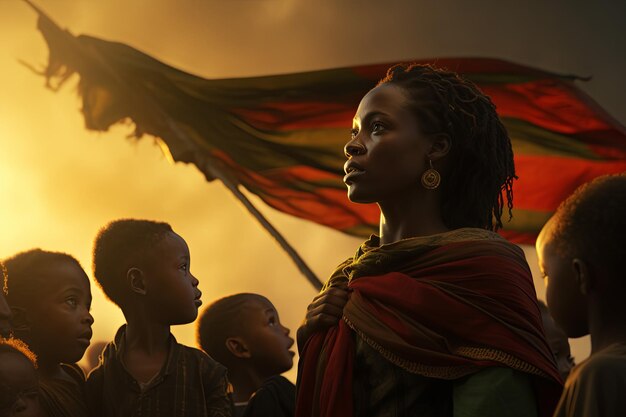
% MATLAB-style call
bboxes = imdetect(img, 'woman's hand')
[297,284,350,352]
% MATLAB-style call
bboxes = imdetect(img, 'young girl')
[4,249,93,417]
[296,64,562,417]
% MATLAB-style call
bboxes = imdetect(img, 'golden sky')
[1,0,624,379]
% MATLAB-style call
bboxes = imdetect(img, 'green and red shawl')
[296,229,562,417]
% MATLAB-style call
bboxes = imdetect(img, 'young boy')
[86,219,232,417]
[0,337,43,417]
[536,174,626,417]
[198,293,295,417]
[4,249,93,417]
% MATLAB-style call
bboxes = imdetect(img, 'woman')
[296,64,562,417]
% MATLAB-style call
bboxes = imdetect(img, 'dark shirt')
[86,325,232,417]
[40,363,89,417]
[242,376,295,417]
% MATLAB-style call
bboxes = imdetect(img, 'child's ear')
[572,258,592,295]
[9,306,31,333]
[127,267,147,296]
[225,337,251,359]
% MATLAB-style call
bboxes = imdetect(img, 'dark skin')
[121,232,201,382]
[224,299,294,402]
[298,84,451,351]
[12,262,93,381]
[537,220,626,354]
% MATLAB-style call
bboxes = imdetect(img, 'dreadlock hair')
[0,337,37,369]
[197,293,269,367]
[92,219,173,307]
[3,249,85,310]
[378,63,516,231]
[547,174,626,280]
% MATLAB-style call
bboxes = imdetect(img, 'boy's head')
[3,250,93,366]
[0,262,11,338]
[198,293,294,379]
[537,300,574,380]
[0,338,42,417]
[536,174,626,338]
[93,219,202,325]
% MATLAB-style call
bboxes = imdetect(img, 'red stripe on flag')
[513,154,626,211]
[482,81,613,135]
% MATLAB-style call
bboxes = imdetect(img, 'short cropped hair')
[0,337,37,368]
[549,174,626,277]
[92,219,173,306]
[3,249,84,309]
[197,293,268,366]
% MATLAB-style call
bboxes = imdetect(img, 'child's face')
[143,232,201,325]
[242,298,294,378]
[536,225,588,339]
[28,261,93,365]
[0,292,11,338]
[0,352,42,417]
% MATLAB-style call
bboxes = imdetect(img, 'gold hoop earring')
[421,159,441,190]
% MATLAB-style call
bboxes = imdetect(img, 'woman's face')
[343,83,433,204]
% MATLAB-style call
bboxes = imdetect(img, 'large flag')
[28,3,626,245]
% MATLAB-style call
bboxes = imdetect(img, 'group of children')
[0,174,625,417]
[0,219,295,417]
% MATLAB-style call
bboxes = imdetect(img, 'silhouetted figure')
[537,174,626,417]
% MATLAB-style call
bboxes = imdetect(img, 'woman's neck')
[378,192,448,245]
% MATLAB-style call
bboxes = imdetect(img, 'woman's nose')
[344,141,366,157]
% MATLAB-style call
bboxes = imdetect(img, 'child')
[0,337,43,417]
[86,219,232,417]
[198,293,295,417]
[4,249,93,417]
[536,174,626,417]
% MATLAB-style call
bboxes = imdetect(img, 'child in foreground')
[86,219,232,417]
[536,174,626,417]
[4,249,93,417]
[0,337,43,417]
[198,293,295,417]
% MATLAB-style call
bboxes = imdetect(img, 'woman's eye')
[66,297,78,307]
[268,316,276,326]
[179,264,188,272]
[372,122,384,133]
